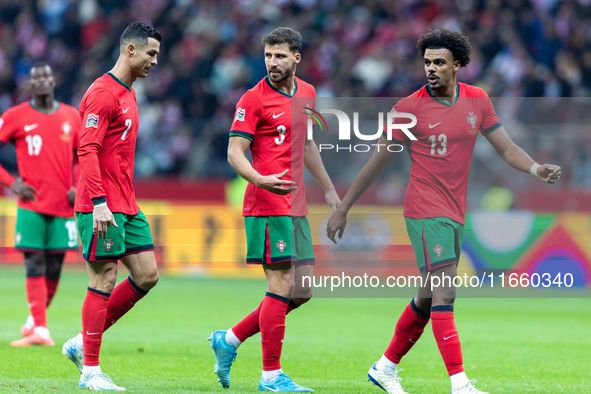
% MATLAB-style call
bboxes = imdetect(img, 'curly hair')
[416,29,471,67]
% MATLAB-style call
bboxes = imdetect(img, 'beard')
[268,63,295,83]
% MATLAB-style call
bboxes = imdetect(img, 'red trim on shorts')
[264,221,272,265]
[422,226,432,271]
[90,233,98,261]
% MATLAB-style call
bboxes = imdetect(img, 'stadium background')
[0,0,590,286]
[0,1,590,393]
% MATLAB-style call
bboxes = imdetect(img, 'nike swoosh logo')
[444,334,458,340]
[429,121,442,128]
[122,107,130,113]
[272,112,285,119]
[24,124,39,132]
[86,331,101,335]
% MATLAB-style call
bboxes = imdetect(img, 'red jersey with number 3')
[229,76,316,217]
[0,102,80,218]
[76,73,140,214]
[387,82,502,224]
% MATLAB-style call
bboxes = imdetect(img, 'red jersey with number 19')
[76,72,140,214]
[386,82,502,224]
[229,76,316,217]
[0,102,80,218]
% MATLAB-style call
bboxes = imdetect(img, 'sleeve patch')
[234,107,245,122]
[85,114,99,128]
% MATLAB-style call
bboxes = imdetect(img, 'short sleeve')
[229,91,262,141]
[479,95,502,136]
[0,111,15,145]
[80,89,115,149]
[382,98,413,144]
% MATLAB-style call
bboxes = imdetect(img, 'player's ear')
[127,43,135,57]
[454,60,461,72]
[294,52,301,64]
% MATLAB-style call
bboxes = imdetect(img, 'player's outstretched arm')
[485,127,561,184]
[326,135,396,244]
[304,137,340,211]
[227,136,297,195]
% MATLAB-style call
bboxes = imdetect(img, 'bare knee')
[134,270,159,291]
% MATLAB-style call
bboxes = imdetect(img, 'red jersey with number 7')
[229,76,316,217]
[0,101,80,218]
[76,72,140,214]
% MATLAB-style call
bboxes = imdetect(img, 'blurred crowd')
[0,0,590,190]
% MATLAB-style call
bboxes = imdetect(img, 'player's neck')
[269,76,296,96]
[32,95,56,111]
[109,61,136,88]
[431,80,457,104]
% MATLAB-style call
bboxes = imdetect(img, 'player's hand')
[9,178,38,202]
[536,164,561,184]
[325,190,341,212]
[256,169,297,195]
[93,205,118,239]
[67,187,76,206]
[326,209,347,245]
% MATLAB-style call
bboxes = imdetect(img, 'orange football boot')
[10,332,55,347]
[20,324,34,338]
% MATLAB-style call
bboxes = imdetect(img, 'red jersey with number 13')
[229,76,316,217]
[76,72,140,214]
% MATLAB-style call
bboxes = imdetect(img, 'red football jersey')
[0,101,80,218]
[76,73,140,214]
[229,76,315,217]
[386,82,502,224]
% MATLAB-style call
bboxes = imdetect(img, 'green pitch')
[0,266,589,393]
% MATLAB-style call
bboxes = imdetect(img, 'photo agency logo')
[303,106,418,152]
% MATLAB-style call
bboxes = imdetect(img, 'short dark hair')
[120,21,161,48]
[261,27,302,53]
[416,28,471,67]
[29,62,51,76]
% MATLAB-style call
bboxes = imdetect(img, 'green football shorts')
[405,216,464,273]
[244,216,315,266]
[76,210,154,262]
[15,207,78,253]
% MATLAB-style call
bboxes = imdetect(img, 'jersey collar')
[266,75,297,98]
[29,100,60,114]
[107,72,132,92]
[426,82,460,107]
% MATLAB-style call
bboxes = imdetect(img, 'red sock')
[232,299,300,342]
[103,277,147,332]
[82,288,110,366]
[431,306,464,376]
[45,277,59,307]
[384,300,430,363]
[260,293,289,371]
[26,276,47,328]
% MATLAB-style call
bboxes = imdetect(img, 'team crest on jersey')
[276,240,287,254]
[104,239,113,252]
[466,112,478,130]
[86,114,99,128]
[235,107,246,122]
[433,244,444,258]
[60,122,72,141]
